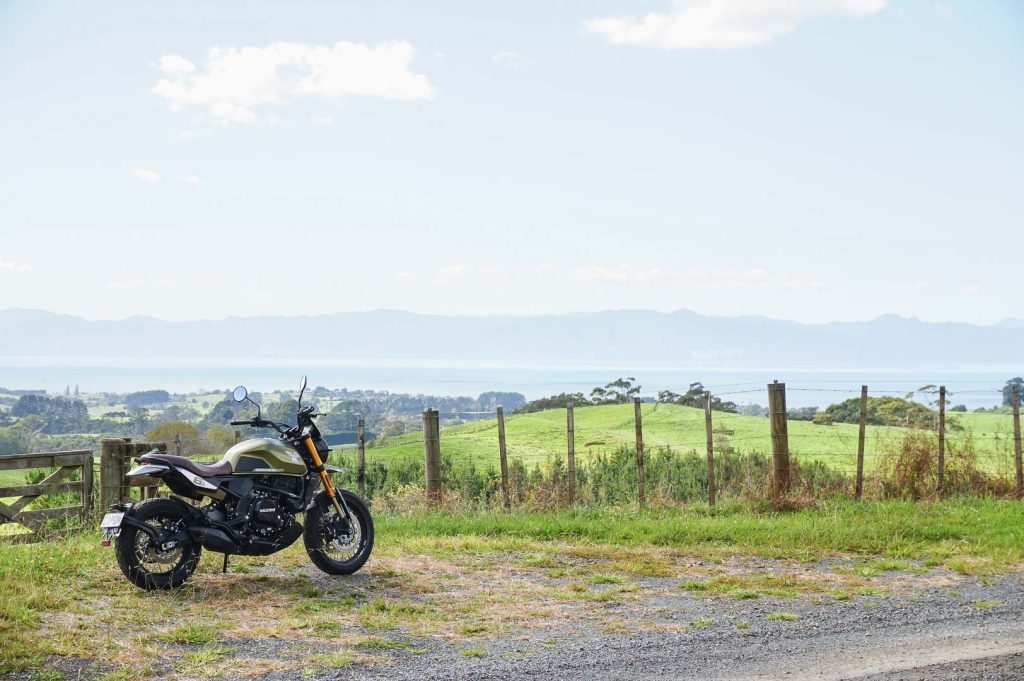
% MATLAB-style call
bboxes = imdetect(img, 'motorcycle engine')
[249,489,295,539]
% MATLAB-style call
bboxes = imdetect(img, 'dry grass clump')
[872,431,1012,500]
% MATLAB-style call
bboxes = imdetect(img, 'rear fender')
[123,495,202,537]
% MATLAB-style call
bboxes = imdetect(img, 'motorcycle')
[100,376,373,590]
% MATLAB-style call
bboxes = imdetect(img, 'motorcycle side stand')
[222,554,229,574]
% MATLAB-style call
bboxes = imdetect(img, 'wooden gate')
[0,450,93,540]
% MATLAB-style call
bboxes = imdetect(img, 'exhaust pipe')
[188,527,241,554]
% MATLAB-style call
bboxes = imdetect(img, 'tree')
[204,425,236,452]
[905,384,950,410]
[322,400,363,433]
[11,395,88,433]
[516,392,588,414]
[0,426,28,455]
[590,377,640,404]
[157,405,200,423]
[824,396,933,429]
[125,390,170,409]
[145,421,198,443]
[478,392,526,411]
[656,382,737,413]
[269,399,298,426]
[1003,377,1024,408]
[203,393,260,428]
[131,407,151,436]
[788,406,819,421]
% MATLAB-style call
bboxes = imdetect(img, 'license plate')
[100,512,124,529]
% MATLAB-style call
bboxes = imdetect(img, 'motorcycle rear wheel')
[303,490,374,575]
[115,497,201,590]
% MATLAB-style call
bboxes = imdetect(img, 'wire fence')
[347,381,1022,508]
[7,381,1020,517]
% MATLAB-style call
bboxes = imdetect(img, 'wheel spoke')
[133,514,184,573]
[321,509,363,563]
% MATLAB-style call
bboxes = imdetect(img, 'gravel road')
[324,567,1024,681]
[16,557,1024,680]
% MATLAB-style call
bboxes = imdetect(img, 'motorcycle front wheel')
[303,490,374,575]
[115,497,201,590]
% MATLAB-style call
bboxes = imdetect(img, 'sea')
[0,356,1018,409]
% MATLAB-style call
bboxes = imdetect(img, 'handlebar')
[229,417,288,434]
[229,408,319,434]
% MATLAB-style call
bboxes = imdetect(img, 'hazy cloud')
[0,261,34,273]
[491,51,529,70]
[574,264,672,283]
[153,41,434,125]
[132,167,160,183]
[573,264,825,290]
[438,265,468,277]
[585,0,887,50]
[180,175,201,185]
[888,280,930,291]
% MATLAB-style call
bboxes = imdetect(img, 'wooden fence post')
[704,392,716,506]
[422,408,441,506]
[767,382,790,504]
[497,407,510,509]
[81,450,94,518]
[357,418,366,498]
[633,398,646,507]
[174,434,183,457]
[234,430,242,445]
[855,385,868,500]
[1012,385,1022,498]
[937,385,946,494]
[566,402,576,505]
[99,438,127,511]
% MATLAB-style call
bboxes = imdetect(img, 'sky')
[0,0,1022,325]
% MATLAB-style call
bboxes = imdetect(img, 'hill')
[356,402,1018,476]
[2,308,1024,368]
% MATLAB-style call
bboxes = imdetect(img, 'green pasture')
[366,402,1019,475]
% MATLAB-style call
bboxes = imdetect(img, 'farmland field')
[361,403,1019,476]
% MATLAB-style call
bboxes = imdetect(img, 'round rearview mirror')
[299,375,307,392]
[232,386,248,402]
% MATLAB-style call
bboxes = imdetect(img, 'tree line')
[515,379,739,414]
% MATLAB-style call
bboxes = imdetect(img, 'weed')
[590,573,629,585]
[314,650,354,668]
[690,617,715,629]
[458,623,490,636]
[158,623,219,644]
[679,580,707,591]
[176,645,235,672]
[461,647,486,658]
[766,612,800,621]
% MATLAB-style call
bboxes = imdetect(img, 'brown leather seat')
[141,453,232,477]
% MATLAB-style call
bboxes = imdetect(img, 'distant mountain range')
[1,308,1022,368]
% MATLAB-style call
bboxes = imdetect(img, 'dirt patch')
[10,545,1024,680]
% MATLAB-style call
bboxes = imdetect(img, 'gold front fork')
[304,437,346,517]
